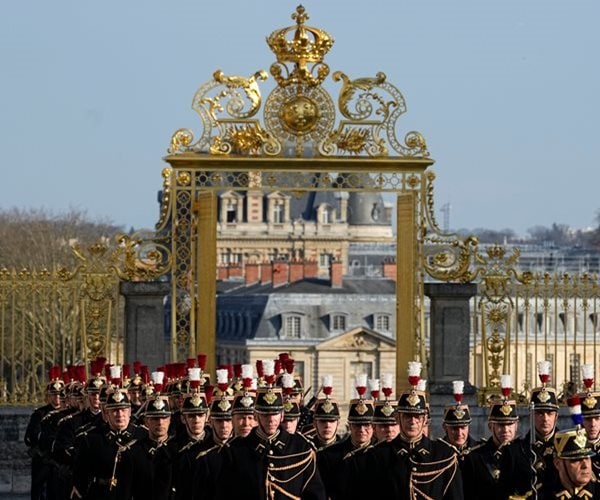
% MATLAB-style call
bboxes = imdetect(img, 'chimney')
[245,262,260,286]
[382,259,397,282]
[330,260,343,289]
[303,260,319,278]
[217,265,229,281]
[260,262,272,285]
[289,260,304,283]
[229,264,243,279]
[273,261,289,288]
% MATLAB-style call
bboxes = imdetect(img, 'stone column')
[120,281,170,368]
[424,283,477,395]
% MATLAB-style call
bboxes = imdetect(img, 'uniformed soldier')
[71,378,147,499]
[40,378,84,500]
[317,374,375,500]
[215,383,326,499]
[25,366,64,500]
[303,375,341,449]
[504,378,561,496]
[462,397,521,500]
[439,380,477,465]
[190,391,234,500]
[231,381,257,438]
[541,427,600,499]
[580,364,600,477]
[347,369,463,500]
[372,375,399,443]
[172,384,211,500]
[125,394,175,500]
[281,372,301,434]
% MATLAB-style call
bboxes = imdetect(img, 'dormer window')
[330,313,347,332]
[282,313,303,338]
[374,313,391,332]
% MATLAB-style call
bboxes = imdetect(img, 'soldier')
[25,366,64,500]
[172,384,211,500]
[504,367,561,497]
[541,427,600,499]
[347,363,463,499]
[439,381,477,465]
[125,394,175,500]
[372,375,399,443]
[462,393,520,499]
[303,375,341,449]
[231,391,256,438]
[281,372,301,434]
[71,374,147,499]
[53,369,103,472]
[580,363,600,477]
[215,380,326,499]
[191,391,234,500]
[317,375,375,500]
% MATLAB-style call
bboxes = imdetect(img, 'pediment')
[316,327,395,351]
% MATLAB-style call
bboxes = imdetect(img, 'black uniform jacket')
[72,422,147,500]
[214,427,326,500]
[462,437,517,500]
[345,434,463,500]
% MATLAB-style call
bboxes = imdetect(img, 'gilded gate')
[159,6,476,387]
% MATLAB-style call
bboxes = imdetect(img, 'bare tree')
[0,208,124,269]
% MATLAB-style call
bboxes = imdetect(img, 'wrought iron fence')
[471,245,600,404]
[0,237,170,405]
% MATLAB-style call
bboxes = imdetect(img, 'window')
[273,203,284,223]
[321,206,334,224]
[284,315,302,338]
[331,314,346,332]
[375,314,390,332]
[226,200,237,223]
[319,253,332,268]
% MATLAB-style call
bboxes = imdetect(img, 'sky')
[1,0,598,237]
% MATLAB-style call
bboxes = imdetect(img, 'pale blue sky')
[1,1,598,236]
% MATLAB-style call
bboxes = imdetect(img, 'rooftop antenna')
[440,202,451,233]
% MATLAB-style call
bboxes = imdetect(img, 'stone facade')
[216,190,393,277]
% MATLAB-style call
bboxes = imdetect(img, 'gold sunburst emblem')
[240,395,254,408]
[584,395,598,409]
[355,401,368,415]
[454,408,465,420]
[500,404,513,416]
[283,400,293,412]
[574,431,588,449]
[263,390,278,405]
[218,398,232,412]
[381,403,394,417]
[93,378,103,389]
[153,398,166,411]
[537,390,550,403]
[112,391,125,403]
[322,400,334,413]
[191,394,202,407]
[407,392,420,407]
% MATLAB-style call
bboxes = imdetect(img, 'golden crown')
[267,5,333,66]
[267,5,334,87]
